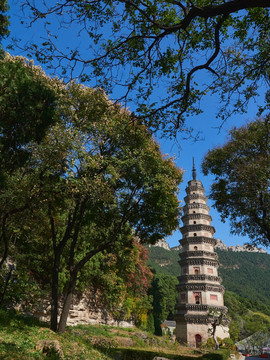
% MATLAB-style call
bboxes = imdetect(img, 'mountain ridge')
[151,238,268,254]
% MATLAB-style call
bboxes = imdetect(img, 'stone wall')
[23,291,134,328]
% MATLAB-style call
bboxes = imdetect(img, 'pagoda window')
[194,267,200,275]
[193,211,196,213]
[193,233,197,236]
[193,292,201,304]
[193,221,196,224]
[194,246,198,251]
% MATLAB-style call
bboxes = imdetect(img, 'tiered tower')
[175,160,228,347]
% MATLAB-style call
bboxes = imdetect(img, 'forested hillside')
[147,246,270,340]
[147,246,180,277]
[217,250,270,313]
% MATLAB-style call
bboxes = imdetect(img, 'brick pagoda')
[175,160,228,347]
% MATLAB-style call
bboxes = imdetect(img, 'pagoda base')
[175,315,229,347]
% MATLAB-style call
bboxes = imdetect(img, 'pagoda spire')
[192,157,197,180]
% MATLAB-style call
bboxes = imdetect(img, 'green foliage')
[218,251,270,313]
[80,241,154,327]
[148,272,178,335]
[0,0,9,58]
[1,59,182,331]
[0,264,48,309]
[0,55,58,176]
[202,117,270,246]
[224,292,270,339]
[147,246,180,276]
[221,338,235,350]
[146,313,155,334]
[201,348,230,360]
[0,55,61,269]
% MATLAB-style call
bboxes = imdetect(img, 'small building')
[162,320,176,336]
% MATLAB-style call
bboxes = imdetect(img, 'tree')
[0,55,60,268]
[16,0,270,135]
[207,308,229,350]
[202,117,270,247]
[83,240,154,328]
[6,78,182,332]
[149,273,178,335]
[0,0,9,58]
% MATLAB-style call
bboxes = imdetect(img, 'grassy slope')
[0,310,230,360]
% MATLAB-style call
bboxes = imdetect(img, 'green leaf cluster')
[0,54,59,180]
[0,0,9,58]
[202,117,270,246]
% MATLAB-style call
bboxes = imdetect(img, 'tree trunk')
[58,272,78,333]
[0,265,14,306]
[50,255,60,332]
[213,333,219,350]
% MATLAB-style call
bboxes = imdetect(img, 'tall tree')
[17,1,270,135]
[202,116,270,247]
[149,273,178,335]
[8,79,182,332]
[0,0,9,58]
[0,55,60,268]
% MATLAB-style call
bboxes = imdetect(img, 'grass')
[0,309,230,359]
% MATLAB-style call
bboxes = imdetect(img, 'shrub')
[201,348,230,360]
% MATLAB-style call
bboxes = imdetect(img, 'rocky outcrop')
[171,245,182,251]
[36,340,64,359]
[150,239,170,250]
[170,238,267,253]
[215,239,267,253]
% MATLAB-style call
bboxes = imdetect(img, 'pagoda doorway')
[195,334,202,348]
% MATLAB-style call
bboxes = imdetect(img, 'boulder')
[36,339,64,359]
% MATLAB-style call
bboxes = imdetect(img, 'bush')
[146,313,155,334]
[222,337,235,350]
[202,337,215,349]
[201,348,230,360]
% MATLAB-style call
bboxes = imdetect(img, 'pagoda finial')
[192,157,197,180]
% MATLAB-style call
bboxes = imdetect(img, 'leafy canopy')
[0,0,9,58]
[16,0,270,135]
[0,55,59,177]
[202,116,270,246]
[0,54,62,267]
[2,60,182,331]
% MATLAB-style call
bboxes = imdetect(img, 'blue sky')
[3,1,269,251]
